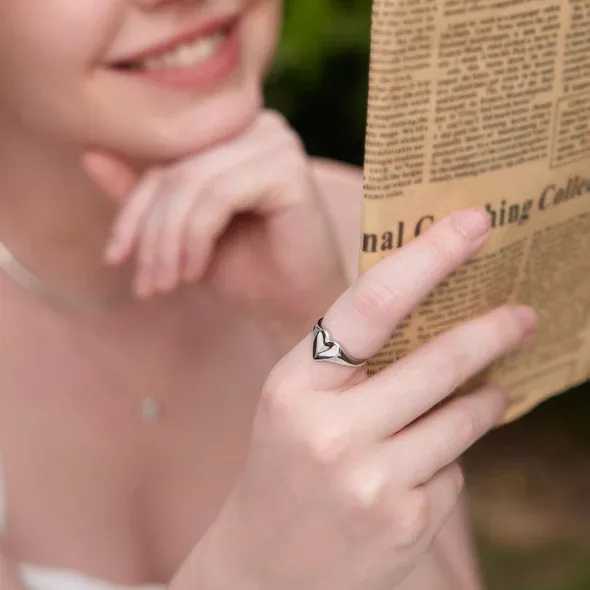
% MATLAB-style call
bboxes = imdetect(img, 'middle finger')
[344,305,536,440]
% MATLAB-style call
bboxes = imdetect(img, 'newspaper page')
[360,0,590,422]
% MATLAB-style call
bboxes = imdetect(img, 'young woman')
[0,1,536,589]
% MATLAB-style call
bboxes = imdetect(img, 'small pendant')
[139,397,161,423]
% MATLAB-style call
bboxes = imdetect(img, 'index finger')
[283,208,492,391]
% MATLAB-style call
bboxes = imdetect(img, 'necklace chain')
[0,240,124,311]
[0,239,163,423]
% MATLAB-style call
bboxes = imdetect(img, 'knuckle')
[421,230,457,270]
[258,380,294,424]
[255,385,304,446]
[392,489,431,548]
[262,109,290,129]
[187,221,206,247]
[304,426,351,467]
[427,346,466,392]
[260,378,352,470]
[264,111,305,149]
[285,146,308,170]
[341,471,386,514]
[350,278,401,322]
[285,130,307,153]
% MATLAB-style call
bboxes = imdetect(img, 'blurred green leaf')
[265,0,372,164]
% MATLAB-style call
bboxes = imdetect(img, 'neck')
[0,120,136,306]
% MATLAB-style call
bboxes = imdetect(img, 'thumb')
[82,151,139,203]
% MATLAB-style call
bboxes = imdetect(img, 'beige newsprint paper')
[360,0,590,422]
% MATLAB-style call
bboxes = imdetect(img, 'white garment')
[20,565,165,590]
[0,461,165,590]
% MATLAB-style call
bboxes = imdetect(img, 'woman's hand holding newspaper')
[174,209,537,590]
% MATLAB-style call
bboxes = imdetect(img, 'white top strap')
[21,565,165,590]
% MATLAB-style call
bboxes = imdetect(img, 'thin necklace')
[0,239,163,423]
[0,240,125,311]
[71,325,174,424]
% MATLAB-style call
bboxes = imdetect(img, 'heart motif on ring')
[313,328,340,361]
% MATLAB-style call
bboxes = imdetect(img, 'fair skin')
[0,1,537,589]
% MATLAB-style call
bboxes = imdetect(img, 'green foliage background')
[265,0,371,166]
[264,2,590,589]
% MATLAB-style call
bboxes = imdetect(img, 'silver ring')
[312,318,367,367]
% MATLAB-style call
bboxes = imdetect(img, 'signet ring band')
[312,318,368,368]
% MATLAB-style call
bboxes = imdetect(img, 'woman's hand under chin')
[83,110,348,330]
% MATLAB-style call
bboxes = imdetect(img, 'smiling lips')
[111,18,240,91]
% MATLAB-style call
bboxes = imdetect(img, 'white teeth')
[178,45,196,66]
[142,33,224,70]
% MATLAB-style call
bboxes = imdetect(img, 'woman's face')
[0,0,282,161]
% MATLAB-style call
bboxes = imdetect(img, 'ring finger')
[343,304,536,440]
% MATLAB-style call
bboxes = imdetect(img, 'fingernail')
[453,209,491,240]
[513,305,538,340]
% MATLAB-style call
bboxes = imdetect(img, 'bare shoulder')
[310,157,364,282]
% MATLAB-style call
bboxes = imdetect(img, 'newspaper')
[359,0,590,423]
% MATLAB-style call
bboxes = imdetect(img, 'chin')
[80,13,272,165]
[87,79,264,164]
